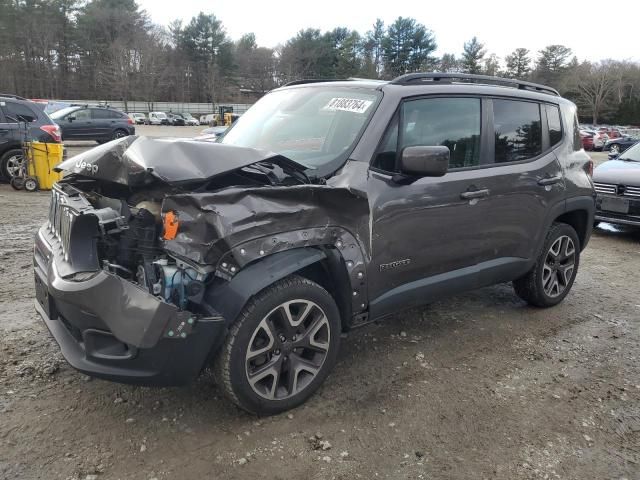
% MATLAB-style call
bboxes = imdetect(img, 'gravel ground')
[0,136,638,480]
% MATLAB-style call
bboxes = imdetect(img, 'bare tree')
[575,61,618,124]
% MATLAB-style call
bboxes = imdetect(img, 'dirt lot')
[0,136,638,480]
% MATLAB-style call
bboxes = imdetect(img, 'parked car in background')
[593,141,640,227]
[200,113,216,126]
[50,105,134,144]
[598,127,621,139]
[148,111,169,125]
[580,129,606,151]
[182,113,200,126]
[128,112,147,125]
[604,136,638,155]
[0,94,62,180]
[167,113,185,126]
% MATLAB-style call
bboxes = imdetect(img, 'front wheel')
[214,275,341,415]
[513,223,580,307]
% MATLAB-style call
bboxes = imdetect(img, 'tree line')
[1,0,639,124]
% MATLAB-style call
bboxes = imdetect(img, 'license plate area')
[601,196,630,214]
[34,273,57,319]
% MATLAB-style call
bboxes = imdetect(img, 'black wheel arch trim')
[204,247,325,325]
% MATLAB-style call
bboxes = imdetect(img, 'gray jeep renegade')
[34,73,596,414]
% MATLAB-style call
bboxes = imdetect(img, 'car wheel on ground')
[609,144,621,154]
[112,129,128,140]
[214,275,341,415]
[513,223,580,307]
[1,148,24,180]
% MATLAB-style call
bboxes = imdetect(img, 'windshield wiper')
[618,157,640,162]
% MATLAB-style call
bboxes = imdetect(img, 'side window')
[402,98,481,169]
[71,109,91,121]
[91,109,111,119]
[546,104,562,147]
[372,115,398,172]
[493,99,542,163]
[372,97,481,172]
[1,101,38,123]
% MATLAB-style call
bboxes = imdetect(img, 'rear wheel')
[609,144,621,154]
[214,275,341,415]
[1,149,24,180]
[513,223,580,307]
[112,129,128,140]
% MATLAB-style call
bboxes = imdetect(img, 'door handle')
[460,188,490,200]
[537,175,562,186]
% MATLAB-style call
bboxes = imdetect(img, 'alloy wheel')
[610,144,620,154]
[542,235,576,298]
[113,130,127,139]
[245,299,331,400]
[5,154,24,178]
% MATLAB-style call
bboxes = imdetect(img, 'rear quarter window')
[493,99,542,163]
[1,101,38,123]
[546,104,563,147]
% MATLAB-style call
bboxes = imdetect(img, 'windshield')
[220,87,381,169]
[619,142,640,162]
[50,106,80,119]
[155,113,167,119]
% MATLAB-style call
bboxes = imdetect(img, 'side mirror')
[67,115,75,122]
[399,146,449,177]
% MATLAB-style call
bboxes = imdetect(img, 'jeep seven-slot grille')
[594,182,640,198]
[48,188,78,261]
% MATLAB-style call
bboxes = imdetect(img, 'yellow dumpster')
[26,142,64,190]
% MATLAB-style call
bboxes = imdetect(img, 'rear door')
[479,98,565,264]
[90,108,113,137]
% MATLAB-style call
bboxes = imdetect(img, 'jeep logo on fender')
[379,258,411,272]
[75,160,99,175]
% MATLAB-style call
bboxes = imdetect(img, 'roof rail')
[390,73,560,96]
[0,93,28,100]
[283,78,354,87]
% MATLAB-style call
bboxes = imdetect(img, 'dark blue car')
[604,136,638,156]
[50,106,135,144]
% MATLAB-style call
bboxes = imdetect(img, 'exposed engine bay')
[56,145,309,315]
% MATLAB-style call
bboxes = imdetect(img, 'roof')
[281,73,560,98]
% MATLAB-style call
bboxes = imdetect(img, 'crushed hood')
[55,136,307,186]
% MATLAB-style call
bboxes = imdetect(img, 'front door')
[64,108,94,139]
[368,96,495,315]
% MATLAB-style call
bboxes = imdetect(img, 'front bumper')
[595,195,640,227]
[34,226,227,386]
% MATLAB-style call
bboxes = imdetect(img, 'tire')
[1,149,24,180]
[112,129,128,140]
[513,223,580,308]
[609,144,621,154]
[24,176,39,192]
[10,176,25,190]
[213,275,341,415]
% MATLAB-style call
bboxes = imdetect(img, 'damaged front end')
[34,136,369,386]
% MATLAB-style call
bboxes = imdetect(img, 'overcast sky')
[137,0,640,63]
